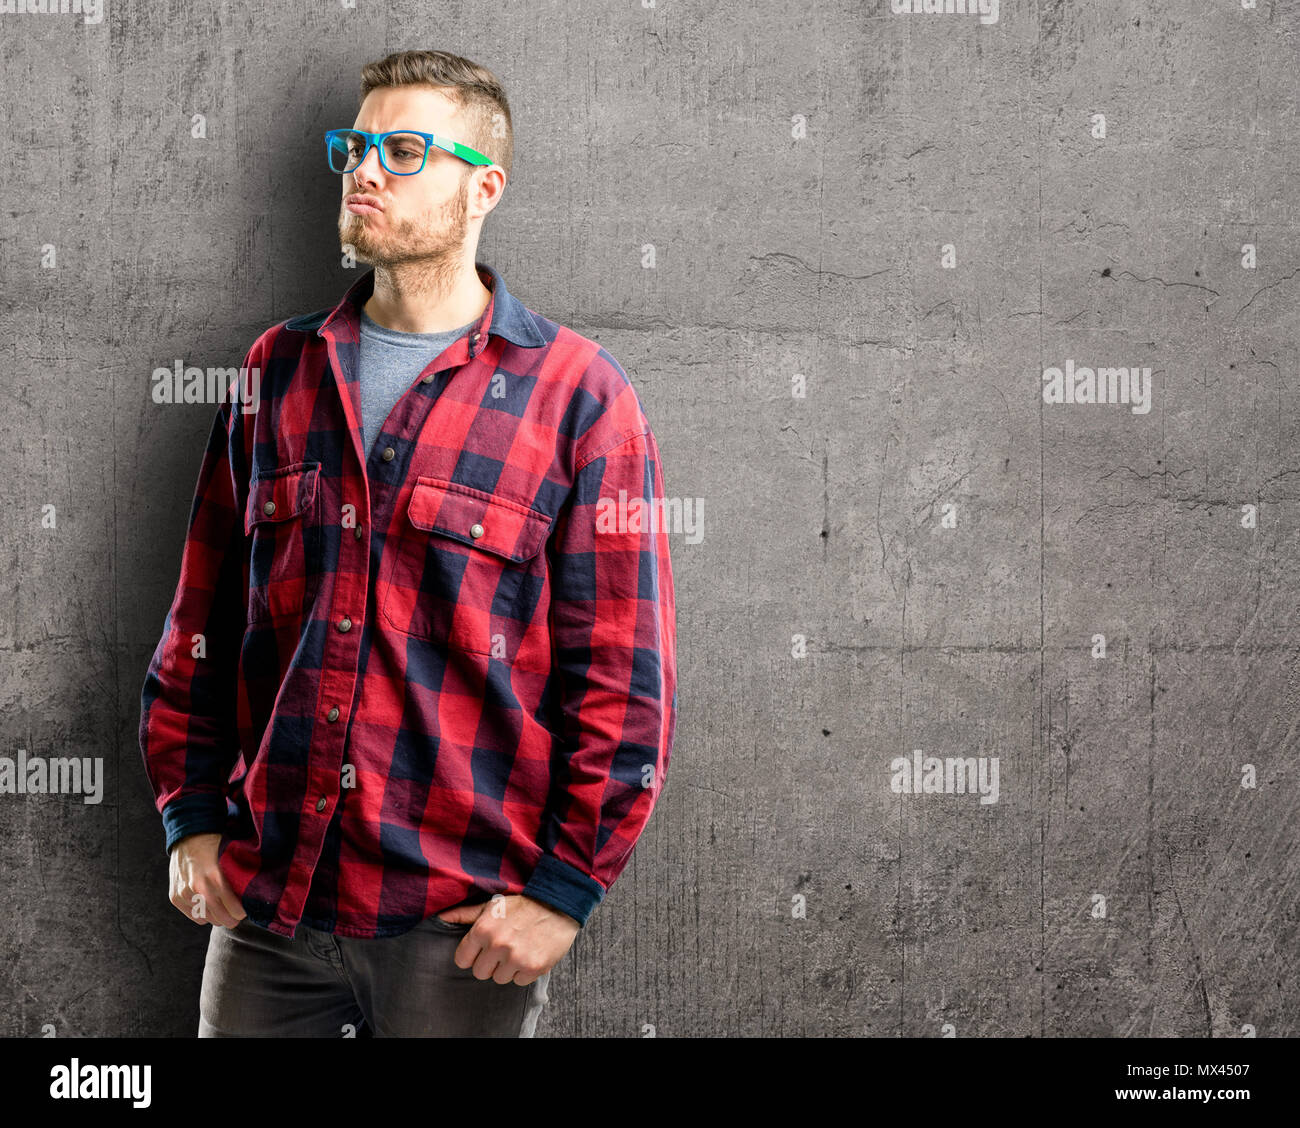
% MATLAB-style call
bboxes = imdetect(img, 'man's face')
[337,85,477,266]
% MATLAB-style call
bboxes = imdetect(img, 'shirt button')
[470,523,484,539]
[262,501,276,516]
[327,706,340,722]
[316,797,327,812]
[353,525,364,540]
[421,373,434,384]
[337,617,352,633]
[381,447,395,462]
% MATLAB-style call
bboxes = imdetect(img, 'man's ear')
[474,167,508,217]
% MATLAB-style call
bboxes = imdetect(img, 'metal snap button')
[337,617,352,632]
[316,797,327,812]
[263,500,276,515]
[381,447,396,462]
[470,523,484,539]
[327,706,340,722]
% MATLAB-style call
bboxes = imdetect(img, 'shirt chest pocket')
[244,461,324,624]
[380,476,553,658]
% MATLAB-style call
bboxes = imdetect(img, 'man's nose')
[352,144,385,188]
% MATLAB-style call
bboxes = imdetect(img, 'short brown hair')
[360,50,514,180]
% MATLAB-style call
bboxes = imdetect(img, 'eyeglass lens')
[328,131,429,174]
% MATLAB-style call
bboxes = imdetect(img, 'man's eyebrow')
[349,127,446,140]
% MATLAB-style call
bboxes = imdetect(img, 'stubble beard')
[338,178,470,293]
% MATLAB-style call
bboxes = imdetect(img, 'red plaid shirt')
[139,262,678,939]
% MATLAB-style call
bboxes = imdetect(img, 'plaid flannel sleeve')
[521,426,679,926]
[138,366,253,856]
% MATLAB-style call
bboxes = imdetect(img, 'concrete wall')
[1,0,1296,1036]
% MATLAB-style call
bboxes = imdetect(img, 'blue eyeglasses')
[325,128,494,176]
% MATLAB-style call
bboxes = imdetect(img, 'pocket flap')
[245,462,321,534]
[407,477,552,562]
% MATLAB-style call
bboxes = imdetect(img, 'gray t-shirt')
[357,308,478,458]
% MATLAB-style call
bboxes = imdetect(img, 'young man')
[138,50,678,1038]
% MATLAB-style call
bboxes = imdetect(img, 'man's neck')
[362,256,491,335]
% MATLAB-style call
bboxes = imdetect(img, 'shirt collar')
[317,260,547,351]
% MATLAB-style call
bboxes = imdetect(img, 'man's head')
[336,50,513,270]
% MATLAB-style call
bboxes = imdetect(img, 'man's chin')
[338,224,379,263]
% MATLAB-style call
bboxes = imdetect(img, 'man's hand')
[435,894,579,985]
[168,832,247,928]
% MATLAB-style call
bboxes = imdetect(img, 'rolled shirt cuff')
[521,852,606,926]
[161,792,230,855]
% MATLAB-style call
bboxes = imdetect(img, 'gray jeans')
[197,914,551,1037]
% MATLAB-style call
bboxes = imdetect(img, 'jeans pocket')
[425,913,473,933]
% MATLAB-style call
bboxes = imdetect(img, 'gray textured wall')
[1,0,1297,1038]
